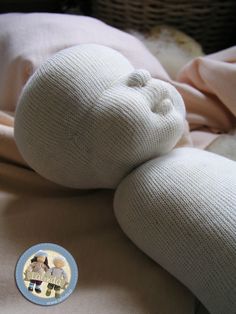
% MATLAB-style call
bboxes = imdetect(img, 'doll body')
[26,250,49,293]
[46,256,68,298]
[114,147,236,314]
[14,44,236,314]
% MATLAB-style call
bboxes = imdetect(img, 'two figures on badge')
[26,250,68,298]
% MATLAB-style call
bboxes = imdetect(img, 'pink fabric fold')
[175,48,236,133]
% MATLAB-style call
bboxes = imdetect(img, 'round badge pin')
[15,243,78,306]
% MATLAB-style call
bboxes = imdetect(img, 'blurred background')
[0,0,235,54]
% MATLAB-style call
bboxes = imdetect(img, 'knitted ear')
[114,147,236,314]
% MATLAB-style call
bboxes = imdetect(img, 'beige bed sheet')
[0,111,196,314]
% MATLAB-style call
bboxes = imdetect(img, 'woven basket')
[92,0,236,53]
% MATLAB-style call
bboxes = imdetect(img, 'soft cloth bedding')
[0,12,236,314]
[0,112,196,314]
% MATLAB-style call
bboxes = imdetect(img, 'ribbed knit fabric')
[114,147,236,314]
[14,44,185,189]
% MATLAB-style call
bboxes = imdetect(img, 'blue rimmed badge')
[15,243,78,306]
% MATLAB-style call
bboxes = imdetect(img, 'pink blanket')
[0,13,235,154]
[173,47,236,147]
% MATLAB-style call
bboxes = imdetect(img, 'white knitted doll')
[14,44,236,314]
[14,44,185,189]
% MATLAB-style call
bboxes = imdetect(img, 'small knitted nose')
[127,69,151,87]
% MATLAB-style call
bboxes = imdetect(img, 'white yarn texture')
[114,147,236,314]
[14,44,185,189]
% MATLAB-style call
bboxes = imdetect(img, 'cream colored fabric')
[14,44,185,189]
[0,147,196,314]
[206,134,236,161]
[114,147,236,314]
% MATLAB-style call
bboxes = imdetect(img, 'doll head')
[31,250,49,267]
[53,256,66,268]
[14,44,186,189]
